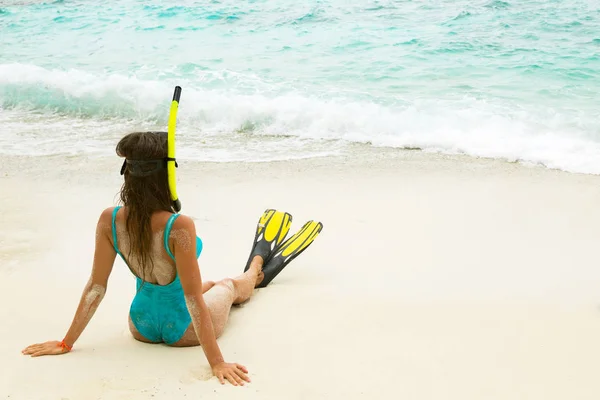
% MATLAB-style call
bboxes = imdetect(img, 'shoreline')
[3,142,599,178]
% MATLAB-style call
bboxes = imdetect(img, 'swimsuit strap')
[111,206,124,259]
[163,213,181,261]
[113,206,189,263]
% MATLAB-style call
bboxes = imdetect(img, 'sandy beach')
[2,148,600,399]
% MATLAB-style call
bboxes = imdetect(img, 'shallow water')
[1,0,599,172]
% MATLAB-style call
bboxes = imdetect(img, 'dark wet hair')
[116,131,174,281]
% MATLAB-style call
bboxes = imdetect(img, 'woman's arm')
[22,208,117,356]
[172,215,249,386]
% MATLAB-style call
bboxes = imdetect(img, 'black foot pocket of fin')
[256,220,323,288]
[244,209,293,272]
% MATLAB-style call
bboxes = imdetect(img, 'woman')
[21,131,323,387]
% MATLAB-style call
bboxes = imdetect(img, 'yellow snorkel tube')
[167,86,182,212]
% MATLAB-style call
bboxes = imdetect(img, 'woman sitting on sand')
[21,131,322,387]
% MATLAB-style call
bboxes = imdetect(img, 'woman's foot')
[255,271,265,287]
[249,255,265,287]
[231,255,264,304]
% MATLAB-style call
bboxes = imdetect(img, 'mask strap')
[120,158,168,177]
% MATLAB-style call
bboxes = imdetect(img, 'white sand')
[2,149,600,399]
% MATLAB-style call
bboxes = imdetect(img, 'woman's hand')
[211,362,250,386]
[21,341,70,357]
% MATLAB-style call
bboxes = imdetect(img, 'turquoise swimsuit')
[111,206,203,344]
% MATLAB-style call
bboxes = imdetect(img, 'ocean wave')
[2,63,600,173]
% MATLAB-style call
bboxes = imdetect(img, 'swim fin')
[256,220,323,288]
[244,209,293,272]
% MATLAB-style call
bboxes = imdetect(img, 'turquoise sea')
[1,0,599,172]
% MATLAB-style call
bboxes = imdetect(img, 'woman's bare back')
[112,208,178,285]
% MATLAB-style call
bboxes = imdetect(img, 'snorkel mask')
[120,86,183,212]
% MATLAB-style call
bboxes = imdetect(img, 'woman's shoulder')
[95,207,197,234]
[169,213,202,256]
[98,206,119,225]
[93,207,120,240]
[171,213,196,232]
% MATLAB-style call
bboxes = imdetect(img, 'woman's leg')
[170,256,264,347]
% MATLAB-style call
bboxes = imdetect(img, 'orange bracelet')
[59,340,73,352]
